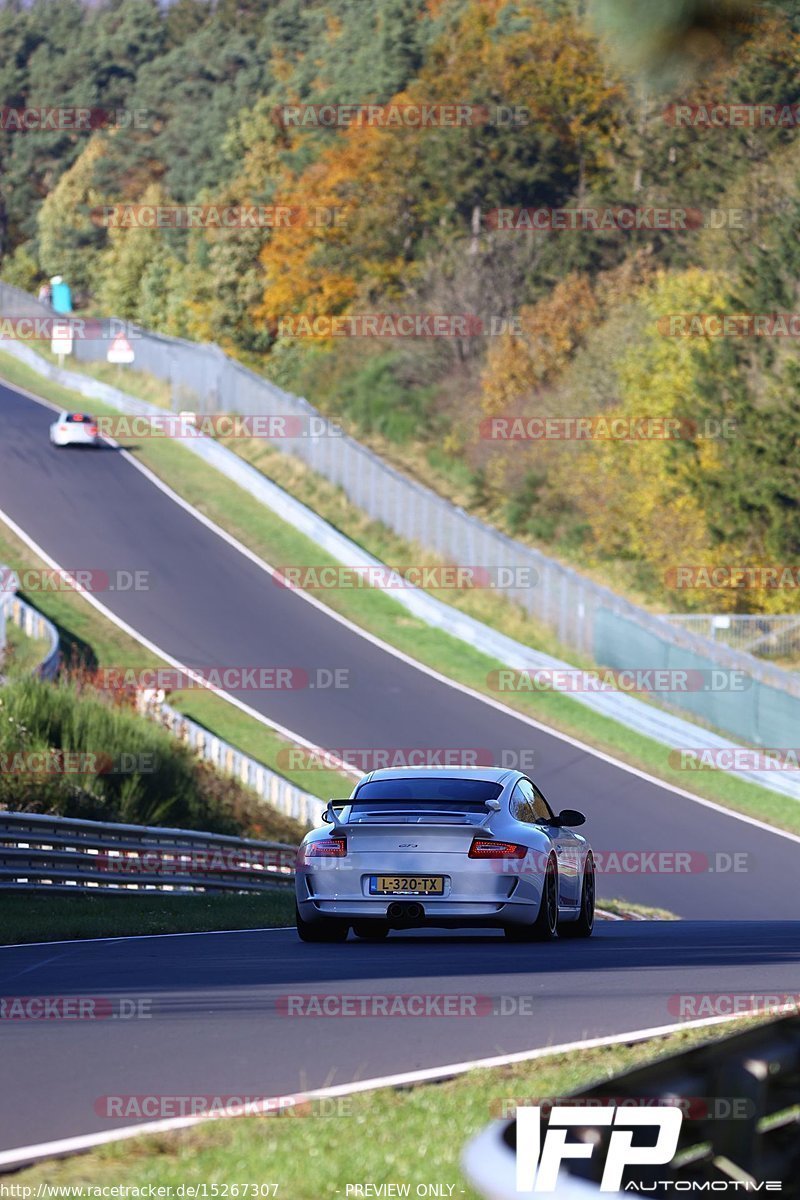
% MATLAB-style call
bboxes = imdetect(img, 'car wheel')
[559,855,595,939]
[505,855,558,942]
[295,904,349,943]
[352,921,390,940]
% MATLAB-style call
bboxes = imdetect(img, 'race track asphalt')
[1,921,798,1157]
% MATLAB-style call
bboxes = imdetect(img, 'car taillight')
[305,837,347,858]
[468,838,527,859]
[88,425,98,436]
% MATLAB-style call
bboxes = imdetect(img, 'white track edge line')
[0,926,293,951]
[0,1010,769,1171]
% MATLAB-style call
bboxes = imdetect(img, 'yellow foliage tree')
[554,268,729,596]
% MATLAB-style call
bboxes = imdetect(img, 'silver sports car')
[295,766,594,942]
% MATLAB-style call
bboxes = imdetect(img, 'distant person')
[50,276,73,314]
[37,281,51,305]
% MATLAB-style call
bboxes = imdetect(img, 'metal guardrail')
[0,565,60,680]
[0,809,298,894]
[138,690,327,826]
[0,569,9,661]
[465,1012,800,1196]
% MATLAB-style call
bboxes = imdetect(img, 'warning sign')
[107,333,135,364]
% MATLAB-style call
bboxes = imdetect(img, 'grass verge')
[600,898,679,920]
[12,1016,766,1195]
[1,620,50,677]
[0,890,295,945]
[0,675,310,843]
[1,350,797,837]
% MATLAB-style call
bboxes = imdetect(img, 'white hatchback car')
[295,767,594,943]
[49,411,100,447]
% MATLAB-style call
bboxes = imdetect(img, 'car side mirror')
[555,808,585,827]
[485,799,501,812]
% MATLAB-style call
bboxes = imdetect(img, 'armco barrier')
[2,335,800,801]
[0,809,297,893]
[138,690,327,826]
[0,565,60,680]
[0,571,8,660]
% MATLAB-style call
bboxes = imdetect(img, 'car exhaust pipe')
[387,901,424,922]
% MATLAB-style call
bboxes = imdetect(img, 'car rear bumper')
[295,848,561,928]
[296,892,544,927]
[52,434,100,446]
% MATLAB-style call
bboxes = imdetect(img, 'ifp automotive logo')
[515,1105,682,1192]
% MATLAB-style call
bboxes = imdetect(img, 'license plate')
[371,875,445,895]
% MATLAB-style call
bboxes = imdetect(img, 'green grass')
[600,898,680,920]
[0,890,295,945]
[13,1016,766,1196]
[1,620,50,677]
[1,349,798,839]
[0,675,311,842]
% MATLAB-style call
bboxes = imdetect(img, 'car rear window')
[65,413,94,423]
[352,778,503,809]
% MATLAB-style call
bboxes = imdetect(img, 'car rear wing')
[323,798,501,831]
